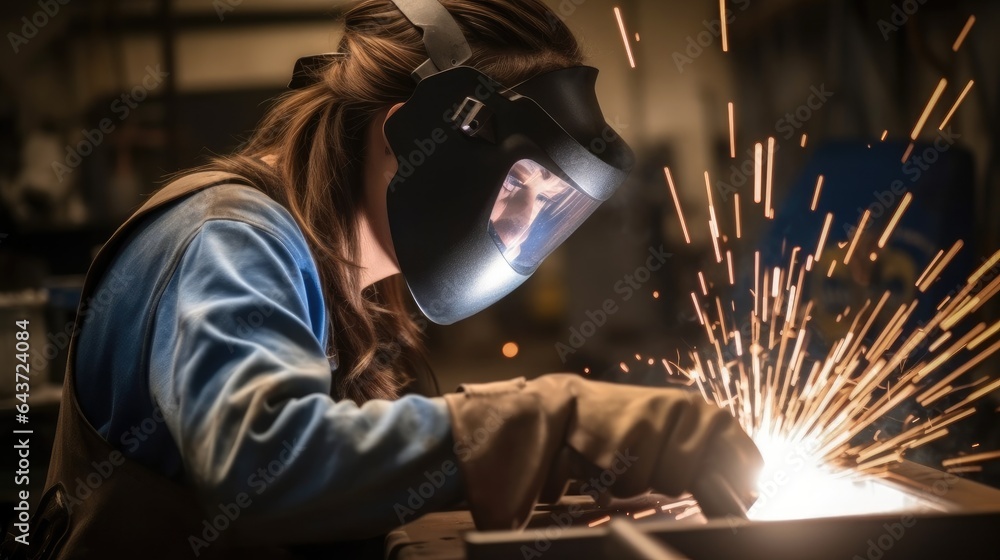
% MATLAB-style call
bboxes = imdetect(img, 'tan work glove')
[444,374,762,530]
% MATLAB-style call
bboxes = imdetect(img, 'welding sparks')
[754,142,763,203]
[629,15,999,527]
[613,7,636,69]
[878,193,912,248]
[943,450,1000,468]
[765,137,775,218]
[588,515,611,528]
[728,102,736,158]
[664,175,999,515]
[901,142,915,163]
[843,210,870,265]
[719,0,729,52]
[810,176,824,212]
[911,79,948,140]
[952,15,976,52]
[735,193,743,239]
[664,167,691,244]
[940,80,974,130]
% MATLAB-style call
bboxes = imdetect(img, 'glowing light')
[613,7,636,69]
[735,193,743,238]
[878,192,912,248]
[754,143,763,203]
[940,80,974,130]
[720,0,729,52]
[749,438,919,521]
[633,508,656,520]
[765,137,775,218]
[728,102,736,158]
[664,167,692,244]
[843,210,870,265]
[911,78,948,141]
[810,175,824,211]
[952,15,976,51]
[901,142,915,163]
[588,515,611,527]
[501,342,519,358]
[653,290,660,299]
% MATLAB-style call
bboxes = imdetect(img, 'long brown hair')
[200,0,582,403]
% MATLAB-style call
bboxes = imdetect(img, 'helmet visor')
[488,159,601,274]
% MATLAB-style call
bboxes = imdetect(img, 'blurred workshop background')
[1,0,999,523]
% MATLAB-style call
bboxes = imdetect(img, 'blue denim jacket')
[74,183,462,541]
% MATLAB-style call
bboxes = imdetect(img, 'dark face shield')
[384,65,634,324]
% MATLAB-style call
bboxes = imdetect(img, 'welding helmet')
[293,0,633,324]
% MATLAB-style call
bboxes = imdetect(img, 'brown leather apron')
[0,172,400,559]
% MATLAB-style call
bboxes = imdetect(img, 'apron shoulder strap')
[80,171,253,304]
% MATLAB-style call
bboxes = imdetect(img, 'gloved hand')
[444,374,762,530]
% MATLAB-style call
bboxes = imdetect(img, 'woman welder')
[8,1,762,558]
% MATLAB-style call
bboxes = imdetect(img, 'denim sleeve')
[148,219,463,543]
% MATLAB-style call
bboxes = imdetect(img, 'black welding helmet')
[294,0,634,324]
[383,0,633,324]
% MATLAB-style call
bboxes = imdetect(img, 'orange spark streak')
[911,78,948,140]
[940,80,974,130]
[815,213,833,262]
[728,102,736,158]
[613,7,636,69]
[765,137,775,218]
[735,193,743,238]
[588,515,611,527]
[811,175,824,211]
[691,292,705,325]
[901,143,915,163]
[664,167,691,244]
[727,251,735,285]
[878,193,913,248]
[968,250,1000,286]
[952,16,976,52]
[918,240,964,292]
[720,0,729,52]
[754,143,763,203]
[943,450,1000,468]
